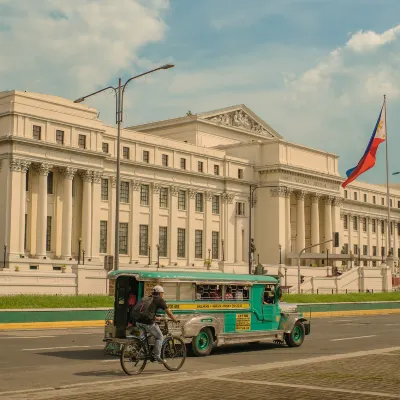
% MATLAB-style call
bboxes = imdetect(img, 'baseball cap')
[153,285,164,293]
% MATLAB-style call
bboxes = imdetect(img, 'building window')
[56,130,64,145]
[381,220,385,234]
[372,261,377,267]
[373,246,377,256]
[372,219,376,233]
[101,178,109,201]
[47,171,53,194]
[372,195,376,204]
[398,201,400,209]
[46,216,52,252]
[214,165,219,176]
[159,227,168,257]
[162,154,169,167]
[119,223,128,254]
[353,216,358,231]
[143,150,150,163]
[24,214,27,251]
[390,199,393,207]
[381,246,385,257]
[120,181,129,203]
[344,190,348,199]
[140,185,149,206]
[344,215,348,230]
[354,192,357,201]
[212,231,219,259]
[195,230,203,259]
[177,228,186,258]
[33,125,41,140]
[364,193,367,202]
[398,222,400,236]
[160,187,169,208]
[353,244,358,255]
[381,198,385,206]
[212,195,220,214]
[139,225,148,256]
[100,221,107,253]
[343,243,348,254]
[26,171,29,191]
[198,161,203,173]
[102,142,109,153]
[123,147,129,160]
[180,158,186,170]
[178,190,186,210]
[398,248,400,258]
[363,260,367,267]
[363,245,368,256]
[363,217,367,232]
[236,202,245,216]
[78,134,86,149]
[238,169,244,179]
[195,193,204,212]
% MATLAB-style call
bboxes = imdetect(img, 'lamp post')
[284,266,288,289]
[221,239,225,261]
[74,64,174,271]
[208,248,211,261]
[82,249,85,265]
[78,238,82,265]
[3,244,7,269]
[156,244,160,269]
[279,244,282,264]
[148,245,151,266]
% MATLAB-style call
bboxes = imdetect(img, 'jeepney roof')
[108,270,278,284]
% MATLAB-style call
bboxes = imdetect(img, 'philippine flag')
[342,101,386,188]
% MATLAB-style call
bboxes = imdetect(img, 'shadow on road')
[38,349,116,361]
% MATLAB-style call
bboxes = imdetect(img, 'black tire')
[284,321,305,347]
[161,336,187,371]
[191,327,214,357]
[120,338,147,375]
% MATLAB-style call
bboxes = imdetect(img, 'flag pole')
[384,94,391,260]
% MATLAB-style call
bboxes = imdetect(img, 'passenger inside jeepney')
[263,285,275,304]
[225,286,233,300]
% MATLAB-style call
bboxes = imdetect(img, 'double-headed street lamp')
[74,64,174,271]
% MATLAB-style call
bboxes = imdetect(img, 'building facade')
[0,90,399,291]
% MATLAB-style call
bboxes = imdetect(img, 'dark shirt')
[136,295,168,324]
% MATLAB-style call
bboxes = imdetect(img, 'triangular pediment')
[198,104,282,139]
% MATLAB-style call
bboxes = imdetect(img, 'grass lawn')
[0,292,399,309]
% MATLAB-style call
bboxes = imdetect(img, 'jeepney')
[104,270,310,356]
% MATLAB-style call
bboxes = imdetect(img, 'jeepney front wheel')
[191,328,214,356]
[285,321,305,347]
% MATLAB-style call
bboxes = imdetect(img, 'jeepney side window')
[225,285,249,301]
[179,283,195,301]
[161,282,178,301]
[195,284,221,301]
[263,284,275,304]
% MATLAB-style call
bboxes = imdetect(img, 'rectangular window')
[373,195,376,204]
[26,171,29,191]
[381,198,385,205]
[364,193,367,202]
[33,125,41,140]
[236,202,245,216]
[159,227,168,257]
[100,221,107,253]
[398,200,400,209]
[180,158,186,170]
[119,223,128,254]
[101,178,109,201]
[214,165,219,176]
[47,171,53,194]
[372,261,377,267]
[162,154,169,167]
[123,147,130,160]
[139,225,148,256]
[212,231,219,259]
[381,246,385,257]
[343,243,348,254]
[159,187,169,208]
[102,142,109,153]
[362,217,367,232]
[195,193,204,212]
[120,181,129,203]
[372,219,376,233]
[140,185,150,206]
[178,190,186,210]
[198,161,203,173]
[46,216,52,252]
[373,246,377,256]
[363,245,368,256]
[212,195,220,214]
[353,216,358,231]
[344,190,348,199]
[398,223,400,236]
[78,134,86,149]
[143,150,150,163]
[195,230,203,258]
[354,244,358,255]
[398,248,400,258]
[390,199,393,207]
[177,228,186,258]
[344,215,348,230]
[24,214,27,251]
[238,169,244,179]
[56,130,64,145]
[381,220,385,234]
[354,192,357,200]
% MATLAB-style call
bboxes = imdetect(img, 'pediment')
[198,105,281,139]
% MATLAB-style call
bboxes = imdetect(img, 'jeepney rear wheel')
[285,321,305,347]
[191,328,213,356]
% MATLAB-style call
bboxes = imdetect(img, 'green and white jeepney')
[104,270,310,356]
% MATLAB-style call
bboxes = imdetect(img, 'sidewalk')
[3,346,400,400]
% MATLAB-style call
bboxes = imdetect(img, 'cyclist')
[133,285,178,364]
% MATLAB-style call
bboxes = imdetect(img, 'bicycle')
[120,317,187,375]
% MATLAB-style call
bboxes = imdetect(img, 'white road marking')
[330,335,376,342]
[0,336,56,340]
[21,345,104,351]
[328,319,352,322]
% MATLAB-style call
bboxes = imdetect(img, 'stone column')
[19,161,31,254]
[109,177,116,255]
[332,197,342,254]
[285,188,293,257]
[295,191,306,252]
[324,196,333,252]
[367,217,372,267]
[394,220,398,261]
[348,213,353,254]
[130,180,140,263]
[80,170,93,259]
[151,183,160,263]
[310,193,321,253]
[60,167,77,259]
[223,192,235,263]
[205,191,213,262]
[169,186,178,264]
[91,171,102,260]
[377,218,382,262]
[187,189,196,265]
[35,163,52,257]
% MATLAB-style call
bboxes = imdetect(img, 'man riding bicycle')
[131,285,178,364]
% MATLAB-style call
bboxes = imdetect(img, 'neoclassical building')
[0,90,399,292]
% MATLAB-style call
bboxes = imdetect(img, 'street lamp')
[221,239,225,261]
[148,245,151,266]
[3,244,7,269]
[156,244,160,269]
[82,249,86,265]
[279,244,282,264]
[74,63,174,271]
[78,238,82,265]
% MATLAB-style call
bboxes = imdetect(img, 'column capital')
[295,190,306,200]
[10,158,22,172]
[324,195,334,205]
[34,163,53,176]
[131,180,141,191]
[311,192,323,203]
[152,182,161,194]
[170,185,179,197]
[284,187,294,198]
[270,187,286,198]
[92,171,102,184]
[59,167,77,180]
[111,176,116,188]
[188,188,196,199]
[205,191,213,201]
[80,170,93,183]
[333,196,343,206]
[222,191,235,203]
[20,160,31,173]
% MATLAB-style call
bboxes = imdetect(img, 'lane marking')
[21,345,104,351]
[330,335,376,342]
[0,336,57,340]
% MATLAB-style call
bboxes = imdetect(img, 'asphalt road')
[0,314,400,397]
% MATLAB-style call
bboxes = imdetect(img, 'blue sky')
[1,0,400,184]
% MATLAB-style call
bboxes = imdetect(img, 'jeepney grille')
[105,309,114,326]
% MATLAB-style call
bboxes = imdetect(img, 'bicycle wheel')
[161,336,187,371]
[120,338,147,375]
